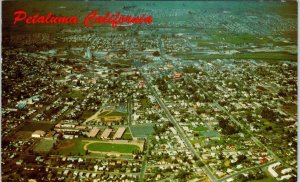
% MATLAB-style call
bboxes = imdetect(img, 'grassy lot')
[68,90,85,98]
[200,130,220,138]
[56,138,87,155]
[105,111,127,117]
[130,124,155,138]
[19,122,54,132]
[193,126,220,138]
[190,138,205,145]
[80,110,96,120]
[34,139,56,153]
[195,33,273,46]
[87,143,140,153]
[121,128,133,140]
[15,131,32,140]
[193,126,208,132]
[261,119,276,130]
[99,110,127,117]
[141,98,151,108]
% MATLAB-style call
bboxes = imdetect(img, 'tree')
[52,143,56,150]
[261,108,277,121]
[246,113,254,123]
[153,51,160,56]
[265,126,273,131]
[176,170,190,181]
[196,161,204,167]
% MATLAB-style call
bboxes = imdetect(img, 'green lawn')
[87,143,140,153]
[105,111,127,117]
[193,126,220,138]
[34,139,56,153]
[121,129,133,140]
[57,138,88,155]
[262,119,276,130]
[141,98,151,108]
[193,126,208,132]
[200,130,220,138]
[99,110,127,117]
[80,110,96,120]
[68,90,85,98]
[130,124,155,138]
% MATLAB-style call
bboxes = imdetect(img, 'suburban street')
[140,70,218,182]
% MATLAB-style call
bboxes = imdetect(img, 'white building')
[268,162,281,178]
[31,130,46,138]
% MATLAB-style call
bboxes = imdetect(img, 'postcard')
[1,1,297,181]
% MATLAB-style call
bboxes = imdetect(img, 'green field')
[121,129,133,140]
[56,138,87,155]
[130,124,155,138]
[56,138,140,155]
[105,111,127,117]
[34,139,56,153]
[194,126,208,132]
[141,98,151,108]
[80,110,95,120]
[68,90,85,98]
[193,126,220,138]
[99,110,127,117]
[87,143,140,153]
[200,130,220,138]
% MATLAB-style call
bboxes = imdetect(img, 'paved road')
[127,96,133,126]
[139,137,150,182]
[140,71,218,182]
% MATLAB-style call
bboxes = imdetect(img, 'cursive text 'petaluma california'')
[13,10,153,28]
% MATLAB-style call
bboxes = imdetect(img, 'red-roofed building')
[260,157,268,164]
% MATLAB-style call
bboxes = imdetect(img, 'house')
[260,157,268,164]
[280,175,292,180]
[281,168,292,174]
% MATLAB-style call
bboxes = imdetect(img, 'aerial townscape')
[1,1,297,182]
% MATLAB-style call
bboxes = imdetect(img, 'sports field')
[130,124,155,138]
[56,138,143,155]
[84,108,127,124]
[86,142,140,153]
